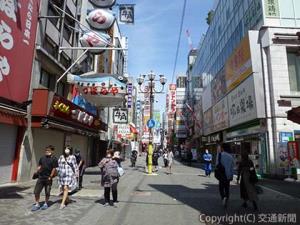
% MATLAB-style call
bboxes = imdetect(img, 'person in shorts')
[32,145,58,211]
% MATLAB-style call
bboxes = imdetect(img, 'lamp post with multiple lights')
[137,71,167,174]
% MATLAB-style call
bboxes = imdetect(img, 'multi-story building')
[3,0,128,183]
[191,0,300,176]
[175,75,187,143]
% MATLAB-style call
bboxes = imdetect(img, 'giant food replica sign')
[89,0,116,8]
[86,9,115,30]
[80,0,117,54]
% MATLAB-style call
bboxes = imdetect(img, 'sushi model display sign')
[79,0,117,54]
[89,0,116,8]
[68,73,127,107]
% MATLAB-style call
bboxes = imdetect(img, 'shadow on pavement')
[149,183,300,224]
[0,186,31,199]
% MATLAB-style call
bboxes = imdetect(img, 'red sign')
[287,141,299,161]
[0,0,40,103]
[49,95,105,131]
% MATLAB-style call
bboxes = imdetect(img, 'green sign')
[265,0,279,17]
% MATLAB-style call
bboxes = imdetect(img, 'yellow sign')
[225,36,252,92]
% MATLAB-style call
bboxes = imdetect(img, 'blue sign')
[147,119,156,128]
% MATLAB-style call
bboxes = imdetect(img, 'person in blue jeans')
[203,149,212,177]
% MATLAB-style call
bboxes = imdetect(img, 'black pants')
[219,179,230,199]
[104,182,118,203]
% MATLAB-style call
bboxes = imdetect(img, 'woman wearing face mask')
[57,146,78,209]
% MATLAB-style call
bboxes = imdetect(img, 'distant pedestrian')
[237,152,258,210]
[74,149,85,190]
[153,150,159,172]
[31,145,58,211]
[99,149,120,207]
[203,149,212,177]
[163,151,168,167]
[187,149,193,166]
[167,149,174,174]
[130,150,138,167]
[215,143,234,208]
[57,146,78,209]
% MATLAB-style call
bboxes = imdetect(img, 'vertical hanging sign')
[127,83,133,108]
[119,4,135,24]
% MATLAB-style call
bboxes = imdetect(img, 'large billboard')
[225,36,252,92]
[228,75,257,127]
[0,0,40,103]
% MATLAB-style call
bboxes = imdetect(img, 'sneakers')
[59,204,66,210]
[104,203,109,207]
[31,204,40,212]
[40,203,48,210]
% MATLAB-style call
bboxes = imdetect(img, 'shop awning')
[287,107,300,124]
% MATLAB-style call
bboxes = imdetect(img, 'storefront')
[0,105,27,184]
[30,89,107,173]
[225,120,267,175]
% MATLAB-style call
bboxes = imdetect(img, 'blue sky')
[117,0,213,110]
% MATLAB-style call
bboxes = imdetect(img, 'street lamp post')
[137,71,166,174]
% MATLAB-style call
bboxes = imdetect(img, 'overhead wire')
[171,0,187,84]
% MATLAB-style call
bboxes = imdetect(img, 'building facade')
[191,0,300,176]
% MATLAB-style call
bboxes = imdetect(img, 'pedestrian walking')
[167,149,174,174]
[99,149,120,207]
[57,146,78,209]
[203,149,212,177]
[130,150,138,167]
[153,150,159,172]
[187,149,193,166]
[31,145,58,211]
[74,149,85,190]
[215,143,234,208]
[237,152,258,210]
[163,151,168,167]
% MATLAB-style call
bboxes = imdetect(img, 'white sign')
[86,9,115,30]
[228,75,257,127]
[119,4,135,24]
[117,124,130,137]
[113,108,128,123]
[212,96,229,132]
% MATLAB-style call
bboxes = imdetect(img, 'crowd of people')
[31,142,259,212]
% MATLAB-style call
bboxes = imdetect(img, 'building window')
[287,52,300,92]
[177,77,187,88]
[60,52,71,69]
[47,4,60,27]
[43,35,58,58]
[57,82,65,97]
[40,69,56,91]
[63,8,75,44]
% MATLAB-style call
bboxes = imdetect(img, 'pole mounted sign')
[147,119,156,129]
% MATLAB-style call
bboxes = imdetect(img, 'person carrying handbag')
[237,152,258,210]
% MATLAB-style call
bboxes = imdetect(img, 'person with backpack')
[237,152,258,210]
[31,145,58,211]
[99,149,120,207]
[215,143,234,208]
[57,146,78,209]
[130,150,138,167]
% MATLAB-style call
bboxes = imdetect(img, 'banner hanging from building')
[0,0,40,103]
[119,4,135,24]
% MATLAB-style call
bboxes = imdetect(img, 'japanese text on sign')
[113,108,128,123]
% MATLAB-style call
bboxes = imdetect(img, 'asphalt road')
[0,156,299,225]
